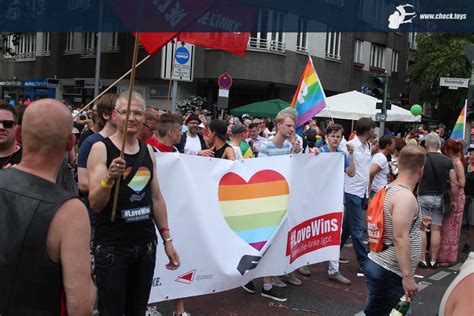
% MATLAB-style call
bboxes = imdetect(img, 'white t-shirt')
[344,136,372,198]
[371,152,389,192]
[231,145,243,160]
[184,135,202,155]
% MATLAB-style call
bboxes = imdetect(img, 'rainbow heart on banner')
[123,166,151,193]
[218,170,289,251]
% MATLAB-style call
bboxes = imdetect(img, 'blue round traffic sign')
[218,73,233,89]
[175,47,190,65]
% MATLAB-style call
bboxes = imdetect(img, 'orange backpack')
[366,188,387,252]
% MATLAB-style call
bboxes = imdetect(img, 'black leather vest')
[0,168,75,316]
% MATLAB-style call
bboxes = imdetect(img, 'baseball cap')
[209,120,227,140]
[185,114,201,124]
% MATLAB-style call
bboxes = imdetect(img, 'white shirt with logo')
[344,136,371,198]
[184,135,202,155]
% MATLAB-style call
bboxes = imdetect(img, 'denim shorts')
[418,195,444,225]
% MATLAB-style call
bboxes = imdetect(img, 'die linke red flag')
[136,32,177,55]
[177,32,250,56]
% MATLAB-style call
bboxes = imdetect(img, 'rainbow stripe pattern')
[449,102,467,140]
[218,170,289,251]
[291,58,327,128]
[124,166,151,193]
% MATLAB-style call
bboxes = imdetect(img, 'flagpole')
[73,54,152,119]
[111,32,141,222]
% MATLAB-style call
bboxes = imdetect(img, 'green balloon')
[410,104,422,116]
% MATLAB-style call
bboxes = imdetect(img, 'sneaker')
[261,287,287,302]
[328,272,352,285]
[429,262,440,269]
[462,243,471,254]
[281,273,302,286]
[417,261,428,269]
[173,313,190,316]
[339,256,350,264]
[146,307,162,316]
[242,281,256,294]
[298,266,311,276]
[272,276,288,288]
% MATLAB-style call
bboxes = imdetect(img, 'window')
[109,32,119,51]
[391,50,399,72]
[370,44,385,69]
[354,40,363,64]
[81,32,97,57]
[65,32,74,54]
[409,32,417,50]
[42,32,50,55]
[249,9,286,53]
[325,29,341,60]
[16,33,36,60]
[2,35,15,57]
[296,18,308,53]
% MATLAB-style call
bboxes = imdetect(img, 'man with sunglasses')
[0,104,21,169]
[139,109,160,149]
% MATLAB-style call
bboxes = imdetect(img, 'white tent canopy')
[316,90,421,122]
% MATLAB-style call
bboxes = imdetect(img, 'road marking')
[418,281,432,292]
[429,271,451,281]
[448,263,463,271]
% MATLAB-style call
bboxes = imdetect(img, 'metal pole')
[378,72,389,139]
[171,80,178,113]
[94,0,104,98]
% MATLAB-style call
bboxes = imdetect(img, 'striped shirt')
[258,140,291,157]
[368,184,422,277]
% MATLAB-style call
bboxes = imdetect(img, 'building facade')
[0,20,418,112]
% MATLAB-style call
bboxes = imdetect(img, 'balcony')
[81,47,96,57]
[248,37,286,54]
[296,45,308,54]
[15,52,35,61]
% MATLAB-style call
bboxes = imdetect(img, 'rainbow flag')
[449,101,467,140]
[291,57,327,128]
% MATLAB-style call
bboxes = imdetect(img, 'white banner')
[149,153,344,302]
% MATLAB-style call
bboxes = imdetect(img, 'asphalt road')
[152,232,471,316]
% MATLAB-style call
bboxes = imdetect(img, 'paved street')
[153,232,470,315]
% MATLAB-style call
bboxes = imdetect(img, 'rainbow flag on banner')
[449,101,467,140]
[291,57,327,128]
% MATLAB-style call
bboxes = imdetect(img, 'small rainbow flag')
[449,101,467,140]
[291,57,327,128]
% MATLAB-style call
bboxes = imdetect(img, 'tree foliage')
[405,33,474,125]
[0,33,21,56]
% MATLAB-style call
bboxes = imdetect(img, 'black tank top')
[0,168,75,316]
[94,138,157,246]
[214,143,232,159]
[465,167,474,196]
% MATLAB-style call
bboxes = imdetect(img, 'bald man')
[0,99,95,315]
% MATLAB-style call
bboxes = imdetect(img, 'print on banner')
[175,269,214,285]
[286,212,342,263]
[218,170,289,273]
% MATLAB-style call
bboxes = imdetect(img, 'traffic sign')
[375,113,387,122]
[161,39,195,82]
[440,77,469,90]
[218,73,233,89]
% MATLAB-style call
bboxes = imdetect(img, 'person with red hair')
[439,139,466,266]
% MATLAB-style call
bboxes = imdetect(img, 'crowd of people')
[0,91,473,316]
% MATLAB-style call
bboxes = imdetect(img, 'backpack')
[366,187,387,252]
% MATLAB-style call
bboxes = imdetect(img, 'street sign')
[218,73,233,89]
[375,113,387,122]
[439,77,469,89]
[218,89,229,98]
[161,40,195,82]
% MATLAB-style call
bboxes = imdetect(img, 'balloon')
[410,104,422,116]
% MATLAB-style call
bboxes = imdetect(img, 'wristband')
[101,178,114,190]
[163,238,173,245]
[159,227,170,235]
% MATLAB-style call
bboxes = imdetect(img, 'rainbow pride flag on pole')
[291,57,327,128]
[449,100,467,140]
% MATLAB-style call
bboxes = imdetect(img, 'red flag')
[135,32,177,55]
[177,32,250,55]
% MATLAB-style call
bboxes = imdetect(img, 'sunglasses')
[0,120,15,129]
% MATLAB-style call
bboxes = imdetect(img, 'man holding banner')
[87,91,180,315]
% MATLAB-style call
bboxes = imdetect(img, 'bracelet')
[163,238,173,245]
[100,178,114,190]
[159,227,170,234]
